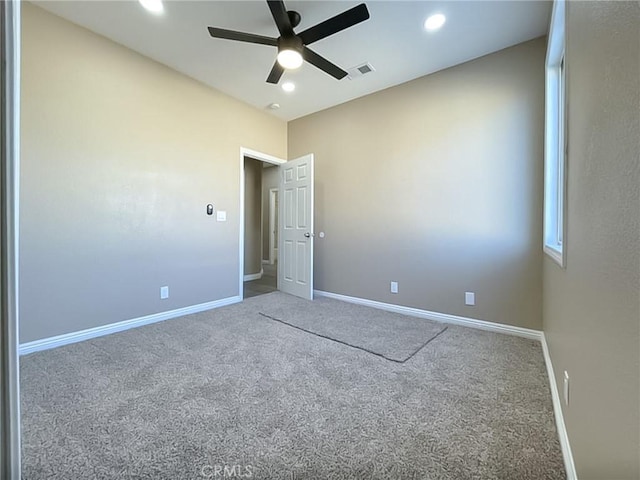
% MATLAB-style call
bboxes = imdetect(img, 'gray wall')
[261,165,279,262]
[543,2,640,479]
[20,4,287,343]
[289,38,546,330]
[243,157,262,276]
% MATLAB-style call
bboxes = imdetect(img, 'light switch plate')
[465,292,475,306]
[216,211,227,222]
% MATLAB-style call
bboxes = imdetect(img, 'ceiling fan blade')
[208,27,277,47]
[267,0,294,37]
[298,3,370,46]
[266,61,285,84]
[302,47,348,80]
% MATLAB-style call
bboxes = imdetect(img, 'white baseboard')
[244,269,263,282]
[261,259,270,265]
[19,295,241,355]
[541,333,578,480]
[313,290,542,340]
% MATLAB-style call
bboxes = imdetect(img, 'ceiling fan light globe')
[277,49,303,70]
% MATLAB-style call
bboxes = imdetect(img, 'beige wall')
[289,38,546,330]
[20,4,287,343]
[243,157,262,276]
[543,2,640,479]
[261,165,279,262]
[19,2,640,473]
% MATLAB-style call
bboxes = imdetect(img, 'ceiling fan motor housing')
[287,10,301,28]
[278,35,303,54]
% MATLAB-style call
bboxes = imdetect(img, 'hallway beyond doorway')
[244,262,277,299]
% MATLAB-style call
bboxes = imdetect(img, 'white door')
[279,154,314,300]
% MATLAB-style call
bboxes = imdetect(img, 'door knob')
[304,232,313,238]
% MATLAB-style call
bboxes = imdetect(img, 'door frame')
[1,0,22,477]
[268,188,278,265]
[239,147,285,300]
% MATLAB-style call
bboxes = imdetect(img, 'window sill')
[544,244,565,268]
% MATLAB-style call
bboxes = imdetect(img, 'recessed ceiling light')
[424,13,446,32]
[268,103,281,110]
[281,82,295,93]
[139,0,164,14]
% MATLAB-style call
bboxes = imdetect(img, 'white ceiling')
[34,1,552,121]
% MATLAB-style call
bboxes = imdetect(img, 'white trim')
[19,296,241,356]
[314,290,542,340]
[243,269,263,282]
[268,187,278,265]
[544,244,564,266]
[1,0,22,476]
[545,0,565,65]
[543,0,567,268]
[241,147,286,166]
[239,147,286,301]
[262,259,270,265]
[541,333,578,480]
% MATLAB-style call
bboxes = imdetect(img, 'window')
[544,0,566,267]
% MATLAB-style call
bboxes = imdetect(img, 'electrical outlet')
[160,286,169,299]
[563,371,570,406]
[390,281,398,294]
[465,291,475,306]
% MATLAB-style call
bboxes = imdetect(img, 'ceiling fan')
[207,1,370,84]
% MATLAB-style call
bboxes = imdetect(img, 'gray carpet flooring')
[257,293,447,362]
[20,292,565,479]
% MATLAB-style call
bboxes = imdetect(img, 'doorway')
[239,148,315,302]
[239,148,285,300]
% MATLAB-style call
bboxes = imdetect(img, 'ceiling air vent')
[347,62,376,80]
